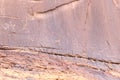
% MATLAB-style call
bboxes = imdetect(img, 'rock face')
[0,0,120,80]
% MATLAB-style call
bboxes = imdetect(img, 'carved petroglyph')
[3,21,16,33]
[113,0,120,8]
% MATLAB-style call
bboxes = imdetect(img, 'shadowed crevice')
[0,45,120,65]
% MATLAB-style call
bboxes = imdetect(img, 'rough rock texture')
[0,0,120,80]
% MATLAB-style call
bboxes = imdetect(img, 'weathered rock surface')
[0,0,120,80]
